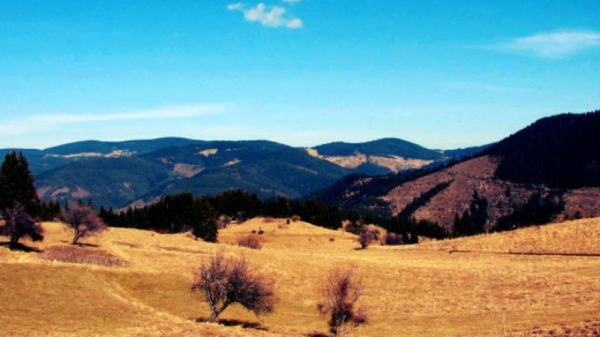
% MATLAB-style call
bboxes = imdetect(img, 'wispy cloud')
[227,2,303,29]
[491,30,600,59]
[0,104,226,137]
[436,81,530,95]
[34,104,225,124]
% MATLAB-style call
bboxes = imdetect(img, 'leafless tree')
[60,202,108,245]
[358,226,380,249]
[0,207,44,250]
[191,251,275,322]
[317,267,368,337]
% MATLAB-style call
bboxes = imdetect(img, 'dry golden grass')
[1,217,599,336]
[420,218,600,255]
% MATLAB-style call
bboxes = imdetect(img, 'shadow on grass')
[75,242,100,248]
[305,333,329,337]
[195,318,269,331]
[59,240,100,248]
[0,241,43,253]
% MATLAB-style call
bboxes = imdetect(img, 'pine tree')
[0,152,40,216]
[191,198,218,242]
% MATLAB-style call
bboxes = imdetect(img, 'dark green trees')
[191,198,218,243]
[0,152,44,249]
[0,152,40,215]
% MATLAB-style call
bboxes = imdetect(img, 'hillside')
[36,157,174,209]
[484,110,600,189]
[308,138,486,175]
[316,110,600,232]
[1,218,600,336]
[138,141,350,200]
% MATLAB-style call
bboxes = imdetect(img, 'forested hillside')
[485,110,600,188]
[314,110,600,232]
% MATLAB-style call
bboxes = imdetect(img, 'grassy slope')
[1,218,600,337]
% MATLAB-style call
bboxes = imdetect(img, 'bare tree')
[0,207,44,250]
[191,251,275,322]
[60,202,108,245]
[358,226,380,249]
[317,267,368,337]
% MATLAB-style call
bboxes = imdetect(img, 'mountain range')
[4,109,599,235]
[1,138,484,209]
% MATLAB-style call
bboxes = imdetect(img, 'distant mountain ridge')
[0,137,484,209]
[307,138,484,175]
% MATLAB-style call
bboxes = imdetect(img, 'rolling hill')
[1,217,599,336]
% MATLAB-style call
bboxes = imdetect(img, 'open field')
[1,218,600,336]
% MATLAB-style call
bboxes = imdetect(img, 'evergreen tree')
[191,198,218,243]
[0,152,40,216]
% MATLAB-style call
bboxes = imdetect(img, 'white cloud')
[0,104,228,148]
[0,104,226,137]
[33,104,226,124]
[228,2,303,29]
[227,3,244,10]
[494,30,600,59]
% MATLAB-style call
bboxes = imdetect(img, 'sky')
[1,0,599,150]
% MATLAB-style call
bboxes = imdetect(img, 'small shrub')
[358,226,380,249]
[317,267,368,337]
[237,234,262,250]
[216,215,232,229]
[383,232,403,246]
[191,251,275,322]
[0,207,44,249]
[291,215,301,222]
[40,246,129,267]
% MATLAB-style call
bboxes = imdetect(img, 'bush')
[358,226,380,249]
[383,232,403,245]
[237,234,262,250]
[0,207,44,250]
[191,251,275,322]
[317,267,368,337]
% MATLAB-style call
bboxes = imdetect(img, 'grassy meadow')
[1,218,600,337]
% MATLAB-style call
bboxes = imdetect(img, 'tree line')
[98,190,346,241]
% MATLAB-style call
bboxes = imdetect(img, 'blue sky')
[1,0,599,150]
